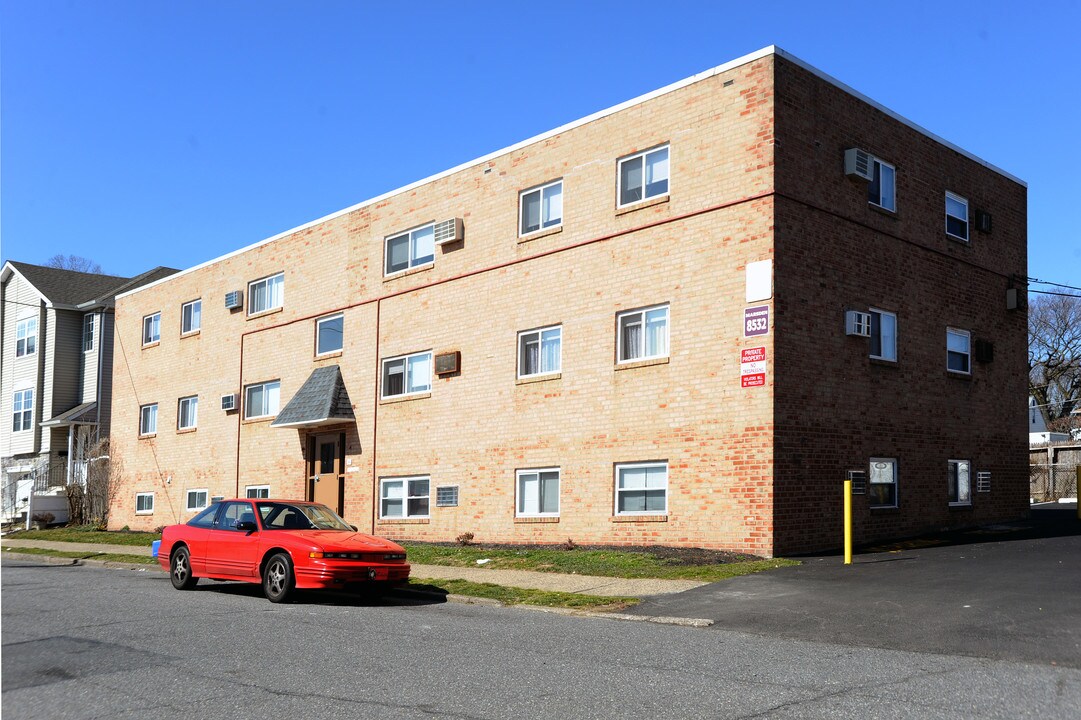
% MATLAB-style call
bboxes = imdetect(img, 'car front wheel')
[170,547,198,590]
[263,552,296,603]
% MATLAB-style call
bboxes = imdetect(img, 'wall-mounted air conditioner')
[225,291,243,310]
[844,148,874,182]
[435,350,460,375]
[846,470,867,495]
[221,393,237,411]
[433,218,463,245]
[974,339,994,364]
[845,310,872,337]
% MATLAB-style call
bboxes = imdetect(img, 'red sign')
[742,374,766,388]
[741,347,766,363]
[741,346,767,388]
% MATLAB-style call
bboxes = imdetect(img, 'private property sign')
[741,346,766,387]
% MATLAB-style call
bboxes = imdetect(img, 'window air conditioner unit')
[433,218,463,245]
[220,393,237,411]
[435,351,460,375]
[974,339,994,364]
[975,209,993,233]
[847,470,867,495]
[225,290,243,310]
[844,148,874,182]
[845,310,872,337]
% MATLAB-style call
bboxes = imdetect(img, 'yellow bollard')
[843,479,852,565]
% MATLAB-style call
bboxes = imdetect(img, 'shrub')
[456,532,475,546]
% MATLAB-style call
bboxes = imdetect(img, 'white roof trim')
[1,262,51,307]
[117,45,1023,300]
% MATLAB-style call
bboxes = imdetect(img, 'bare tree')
[1029,291,1081,434]
[45,254,103,274]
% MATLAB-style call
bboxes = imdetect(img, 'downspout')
[66,425,74,486]
[235,332,245,498]
[370,298,381,534]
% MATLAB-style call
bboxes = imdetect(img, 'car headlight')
[310,552,365,559]
[383,553,406,561]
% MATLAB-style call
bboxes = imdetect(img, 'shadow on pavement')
[192,580,448,607]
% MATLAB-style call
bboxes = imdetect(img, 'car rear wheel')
[263,552,296,603]
[170,547,198,590]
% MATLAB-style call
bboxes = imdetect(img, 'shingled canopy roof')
[271,365,355,429]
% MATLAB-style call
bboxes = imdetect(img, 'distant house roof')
[2,261,179,309]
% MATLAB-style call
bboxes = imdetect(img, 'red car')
[158,499,410,603]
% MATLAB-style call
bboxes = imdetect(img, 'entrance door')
[311,433,343,515]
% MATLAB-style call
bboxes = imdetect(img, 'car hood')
[284,530,405,552]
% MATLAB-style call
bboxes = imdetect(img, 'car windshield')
[256,502,353,531]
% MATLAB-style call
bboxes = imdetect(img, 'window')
[136,492,154,514]
[15,318,37,357]
[381,352,432,398]
[947,328,971,374]
[246,485,270,499]
[516,469,560,517]
[617,305,669,363]
[946,192,969,241]
[316,314,344,355]
[83,314,95,352]
[615,462,668,515]
[520,180,563,235]
[248,273,284,315]
[177,396,198,431]
[12,389,33,432]
[139,404,158,436]
[869,309,897,362]
[618,145,669,207]
[181,299,202,334]
[380,477,430,519]
[385,224,435,275]
[245,381,281,419]
[435,485,459,507]
[867,158,896,211]
[949,460,972,506]
[142,313,161,345]
[186,489,209,512]
[188,504,218,527]
[869,458,897,508]
[518,326,561,378]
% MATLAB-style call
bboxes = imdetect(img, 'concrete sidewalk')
[0,538,706,597]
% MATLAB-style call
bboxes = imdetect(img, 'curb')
[1,550,157,572]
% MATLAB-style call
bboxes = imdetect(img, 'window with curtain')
[618,305,669,362]
[616,463,667,514]
[867,158,896,211]
[139,403,158,436]
[382,351,432,398]
[518,326,562,377]
[385,224,436,275]
[182,299,202,334]
[380,477,430,518]
[520,180,563,235]
[248,273,284,315]
[244,380,281,419]
[869,309,897,361]
[869,458,897,508]
[177,396,198,430]
[948,460,971,505]
[517,469,560,516]
[142,313,161,345]
[618,145,669,207]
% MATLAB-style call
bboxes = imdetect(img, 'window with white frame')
[186,489,209,512]
[316,314,344,355]
[177,396,198,431]
[12,389,33,432]
[617,305,669,363]
[385,224,435,275]
[381,352,432,398]
[869,309,897,362]
[615,462,668,515]
[869,458,897,508]
[517,468,560,517]
[15,317,37,357]
[248,272,284,315]
[83,314,95,352]
[380,477,430,519]
[948,459,971,506]
[947,328,971,374]
[136,492,154,514]
[618,145,669,207]
[246,485,270,499]
[181,299,201,334]
[518,326,561,378]
[142,312,161,345]
[139,403,158,436]
[945,191,969,241]
[244,380,280,419]
[520,180,563,235]
[867,158,896,211]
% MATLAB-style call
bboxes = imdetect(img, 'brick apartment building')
[107,46,1028,556]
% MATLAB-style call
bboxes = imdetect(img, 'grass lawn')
[7,526,160,547]
[2,546,157,564]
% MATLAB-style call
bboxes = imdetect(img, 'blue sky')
[2,1,1078,293]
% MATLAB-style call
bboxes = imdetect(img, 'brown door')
[311,433,343,514]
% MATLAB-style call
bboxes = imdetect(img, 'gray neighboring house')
[1,261,177,521]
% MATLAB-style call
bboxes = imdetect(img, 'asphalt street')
[3,554,1079,719]
[630,507,1081,669]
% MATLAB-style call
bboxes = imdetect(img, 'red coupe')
[158,499,410,602]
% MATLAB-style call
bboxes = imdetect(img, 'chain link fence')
[1030,463,1079,502]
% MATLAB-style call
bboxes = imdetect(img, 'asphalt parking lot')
[630,506,1081,668]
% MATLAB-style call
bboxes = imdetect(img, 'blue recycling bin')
[151,540,161,559]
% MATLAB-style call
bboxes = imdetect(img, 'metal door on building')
[308,433,345,516]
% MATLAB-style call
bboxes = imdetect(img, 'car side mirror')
[236,521,257,532]
[351,525,358,531]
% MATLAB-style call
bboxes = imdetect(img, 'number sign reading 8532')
[744,305,769,338]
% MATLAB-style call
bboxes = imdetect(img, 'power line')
[1028,278,1081,293]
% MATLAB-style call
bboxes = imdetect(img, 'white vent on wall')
[844,148,874,181]
[225,291,243,310]
[847,470,867,495]
[976,471,991,493]
[845,310,872,337]
[220,393,237,411]
[433,218,463,245]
